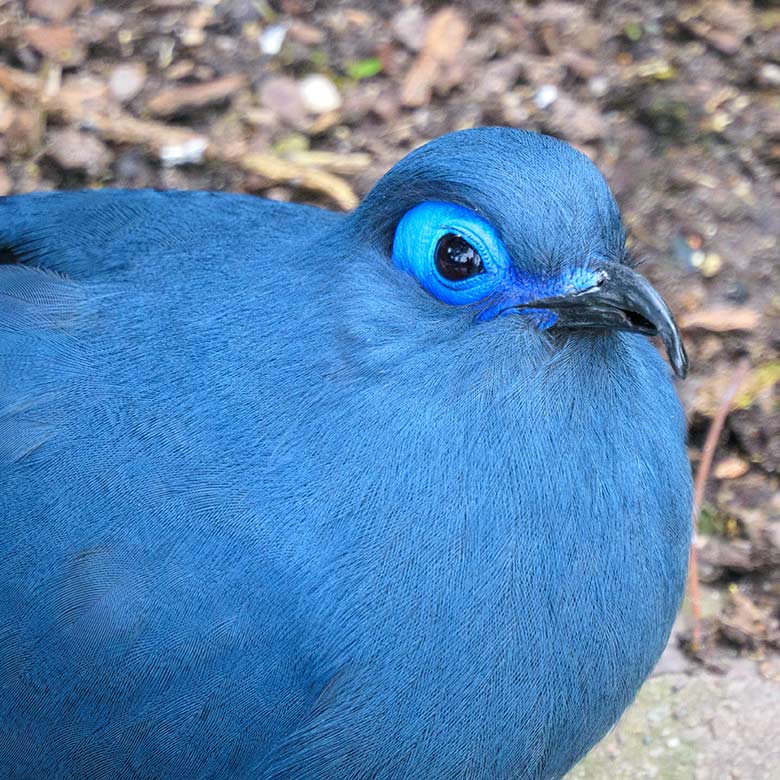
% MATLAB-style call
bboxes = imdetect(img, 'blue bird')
[0,127,691,779]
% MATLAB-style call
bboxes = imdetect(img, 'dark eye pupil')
[434,234,485,281]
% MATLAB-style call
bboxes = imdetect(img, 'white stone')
[109,62,146,103]
[259,24,287,56]
[533,84,558,110]
[299,74,342,115]
[588,76,609,99]
[160,137,207,167]
[759,63,780,87]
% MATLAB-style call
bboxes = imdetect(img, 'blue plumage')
[0,128,691,779]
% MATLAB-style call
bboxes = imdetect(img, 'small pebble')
[259,24,287,56]
[391,6,426,52]
[160,137,207,167]
[180,27,205,48]
[759,63,780,89]
[714,457,749,480]
[588,76,610,98]
[725,280,749,304]
[109,62,146,103]
[699,252,723,278]
[299,74,342,115]
[115,150,153,187]
[47,128,112,178]
[534,84,558,110]
[259,75,306,125]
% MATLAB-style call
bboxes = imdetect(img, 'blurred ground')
[569,651,780,780]
[1,0,779,776]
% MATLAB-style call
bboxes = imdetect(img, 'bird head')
[346,127,687,380]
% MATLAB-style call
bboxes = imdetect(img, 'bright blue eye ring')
[392,202,513,307]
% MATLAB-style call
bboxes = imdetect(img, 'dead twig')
[688,357,750,652]
[239,152,359,210]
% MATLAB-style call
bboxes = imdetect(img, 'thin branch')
[688,357,751,651]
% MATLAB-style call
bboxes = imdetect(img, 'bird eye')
[435,234,485,281]
[392,201,511,307]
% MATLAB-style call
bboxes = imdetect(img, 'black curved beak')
[518,261,688,379]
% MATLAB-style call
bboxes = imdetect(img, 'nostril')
[623,309,656,333]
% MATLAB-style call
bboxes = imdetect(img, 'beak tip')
[670,343,689,380]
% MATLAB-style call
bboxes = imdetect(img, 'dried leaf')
[401,7,470,108]
[240,153,357,210]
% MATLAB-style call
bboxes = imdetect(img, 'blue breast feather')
[0,129,691,780]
